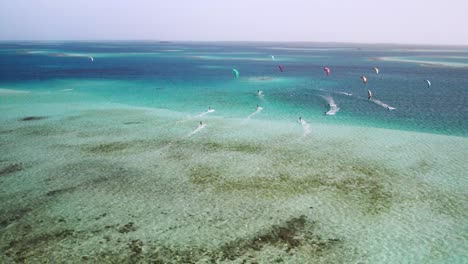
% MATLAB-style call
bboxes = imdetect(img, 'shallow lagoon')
[1,101,466,263]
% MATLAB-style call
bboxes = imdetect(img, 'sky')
[0,0,467,45]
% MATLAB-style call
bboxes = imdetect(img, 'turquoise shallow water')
[0,42,467,263]
[1,41,467,136]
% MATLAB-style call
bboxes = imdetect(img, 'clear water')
[0,42,467,263]
[1,42,466,136]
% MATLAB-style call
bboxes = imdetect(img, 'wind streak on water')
[247,107,263,119]
[196,109,215,118]
[314,88,351,97]
[370,98,396,110]
[321,95,340,115]
[188,124,207,137]
[335,91,352,96]
[299,119,312,136]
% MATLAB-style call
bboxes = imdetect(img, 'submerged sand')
[377,56,468,68]
[0,88,30,95]
[0,105,467,263]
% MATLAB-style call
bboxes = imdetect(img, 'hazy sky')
[1,0,467,45]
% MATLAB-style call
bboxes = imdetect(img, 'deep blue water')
[0,41,467,136]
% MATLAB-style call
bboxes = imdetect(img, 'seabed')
[1,103,466,263]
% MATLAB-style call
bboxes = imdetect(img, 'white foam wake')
[322,96,340,115]
[370,98,396,110]
[0,88,30,94]
[196,109,215,118]
[188,124,207,137]
[299,119,311,136]
[247,107,263,119]
[335,91,352,96]
[317,89,351,97]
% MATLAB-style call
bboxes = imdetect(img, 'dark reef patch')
[0,163,23,176]
[44,161,135,199]
[83,142,131,154]
[146,215,342,263]
[332,175,392,214]
[128,239,143,254]
[221,215,308,258]
[200,141,264,154]
[44,175,122,198]
[118,222,137,233]
[5,229,74,262]
[421,189,465,217]
[166,149,190,161]
[80,139,172,155]
[0,208,33,227]
[123,121,143,125]
[19,116,48,121]
[189,165,222,184]
[1,216,344,263]
[46,186,78,197]
[189,157,395,214]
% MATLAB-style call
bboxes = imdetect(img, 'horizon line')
[1,39,468,48]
